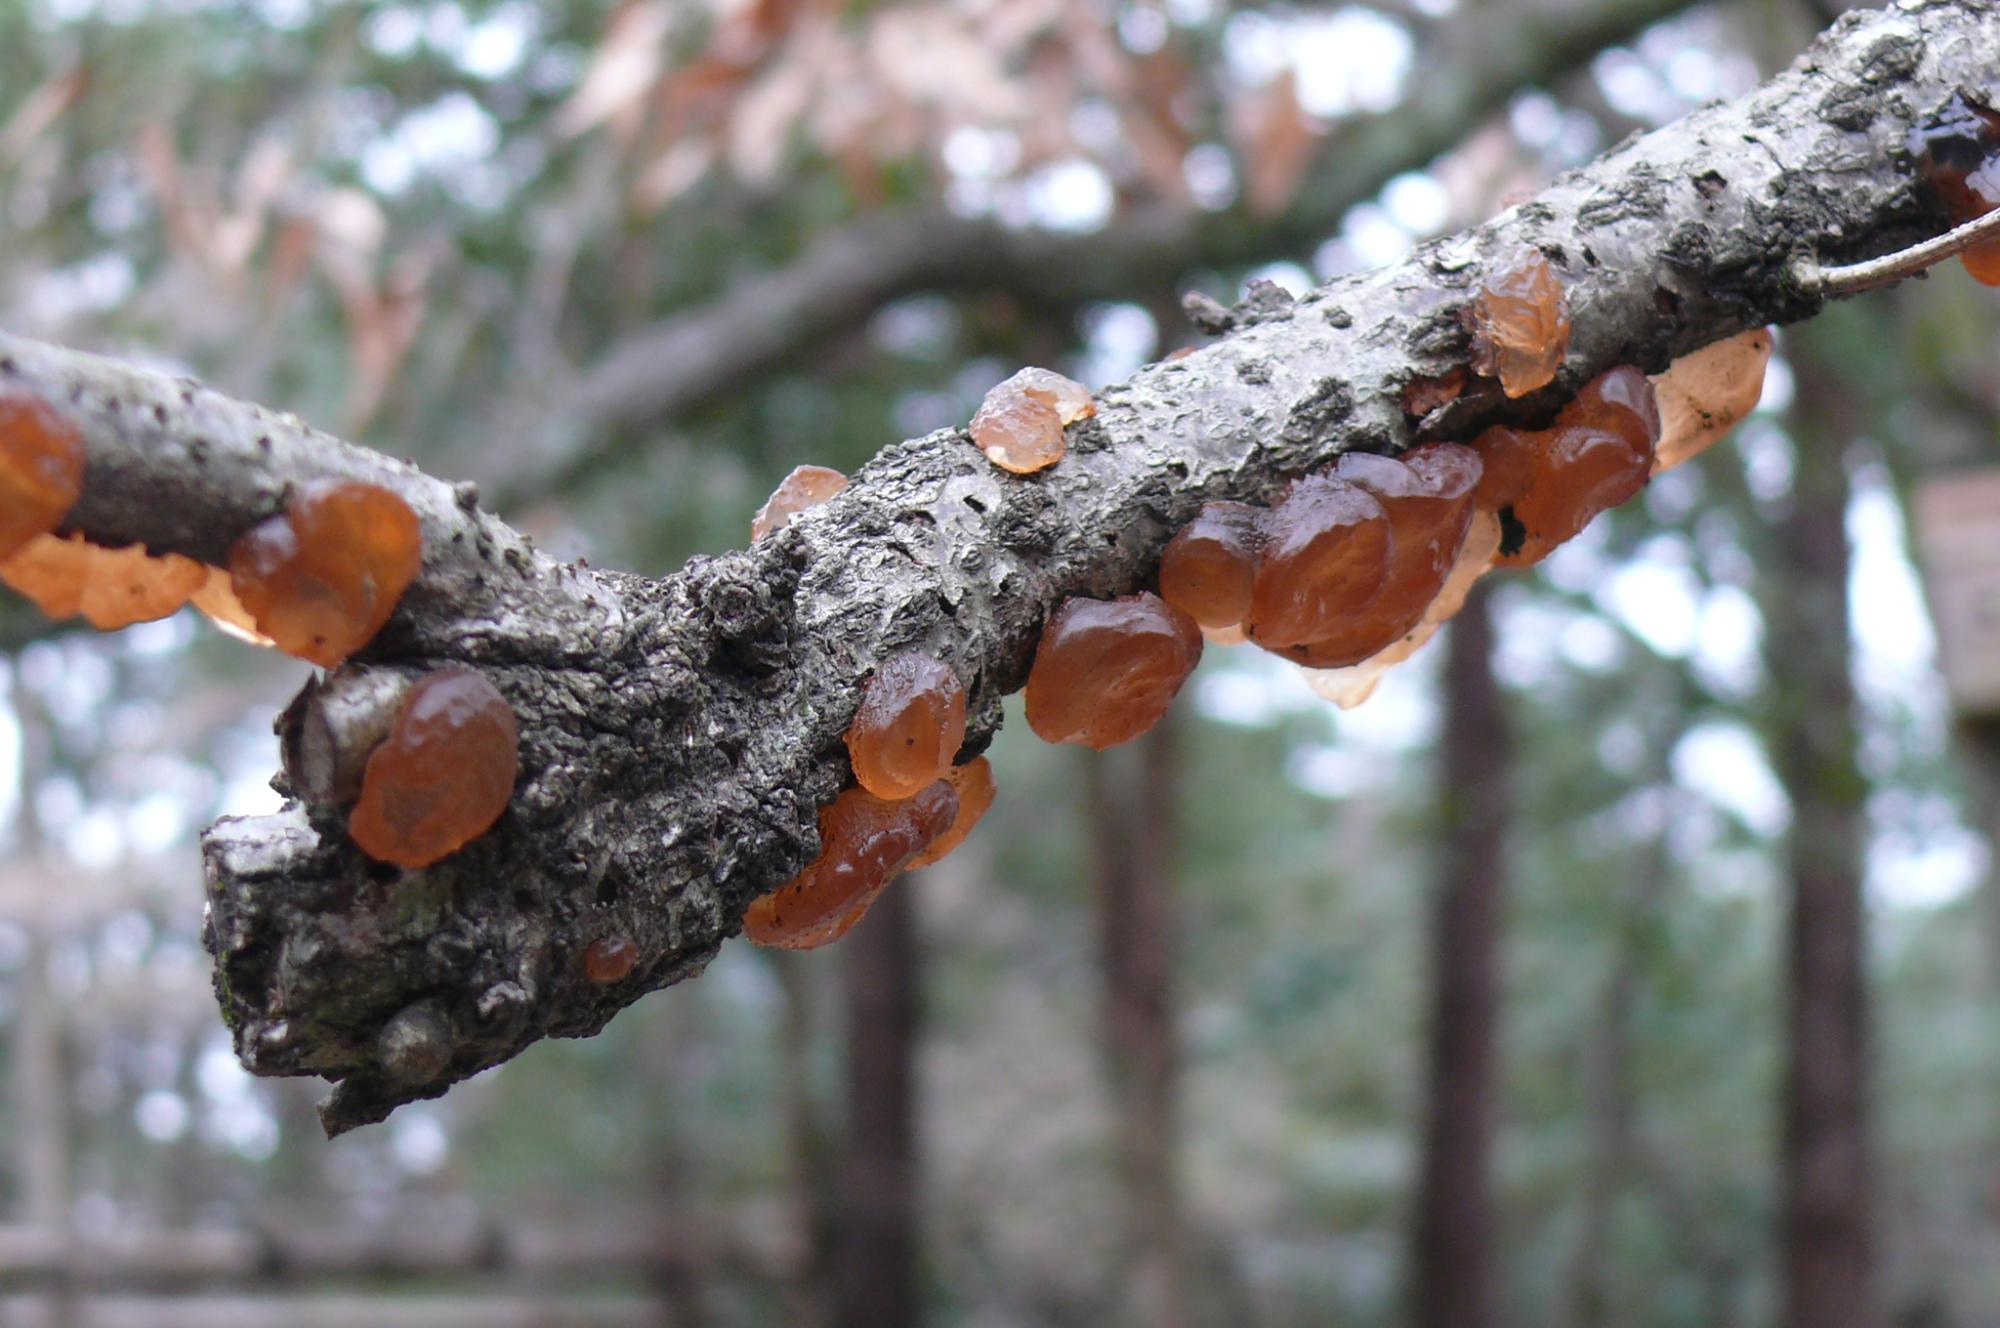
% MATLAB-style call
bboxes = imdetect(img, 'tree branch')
[3,0,1982,1133]
[492,0,1704,506]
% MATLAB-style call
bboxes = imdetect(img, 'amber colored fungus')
[969,367,1092,475]
[1158,501,1261,630]
[191,566,277,646]
[1907,92,2000,285]
[0,390,86,560]
[743,780,958,950]
[846,652,969,800]
[1467,248,1571,397]
[970,390,1065,475]
[751,464,847,540]
[1401,367,1467,418]
[1244,474,1390,648]
[229,480,423,668]
[582,935,641,984]
[348,668,521,868]
[1273,444,1482,668]
[1650,329,1773,472]
[1494,366,1661,567]
[1025,593,1203,749]
[1,533,208,629]
[909,757,997,869]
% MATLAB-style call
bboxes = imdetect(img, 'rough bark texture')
[0,0,1987,1132]
[1411,582,1508,1328]
[1768,335,1872,1328]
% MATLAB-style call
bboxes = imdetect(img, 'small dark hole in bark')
[596,875,620,905]
[513,888,536,911]
[365,859,400,884]
[963,496,987,514]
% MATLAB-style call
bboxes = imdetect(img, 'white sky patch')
[1023,158,1114,234]
[1340,202,1412,270]
[1758,353,1796,414]
[1183,143,1238,211]
[943,125,1020,179]
[1597,540,1703,658]
[1672,721,1791,837]
[1847,464,1939,700]
[1382,172,1449,237]
[1074,302,1157,387]
[136,1089,190,1143]
[1690,583,1764,697]
[391,1109,451,1175]
[361,91,502,197]
[1868,789,1987,909]
[1223,7,1410,116]
[456,4,533,81]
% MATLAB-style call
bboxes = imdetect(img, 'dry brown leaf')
[1233,70,1317,217]
[556,1,673,141]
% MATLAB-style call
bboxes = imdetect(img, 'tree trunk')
[834,884,922,1328]
[1084,715,1186,1328]
[774,958,838,1328]
[1767,340,1870,1328]
[1412,580,1510,1328]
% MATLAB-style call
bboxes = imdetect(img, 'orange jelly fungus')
[0,533,207,630]
[1158,501,1260,630]
[0,389,86,559]
[1480,365,1661,568]
[1468,248,1571,397]
[191,566,276,645]
[229,480,423,668]
[752,464,848,540]
[1244,474,1390,649]
[909,757,996,869]
[1025,593,1203,750]
[845,652,969,800]
[348,668,521,869]
[582,935,641,984]
[1907,92,2000,285]
[1650,329,1773,472]
[1273,444,1482,668]
[743,780,959,951]
[969,367,1092,474]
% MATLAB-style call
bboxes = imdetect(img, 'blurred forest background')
[3,0,2000,1325]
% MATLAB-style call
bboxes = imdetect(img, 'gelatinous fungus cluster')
[0,387,425,664]
[230,480,424,667]
[348,668,521,869]
[969,367,1095,474]
[1908,92,2000,285]
[744,779,962,950]
[1466,248,1572,397]
[1025,593,1204,748]
[746,651,989,951]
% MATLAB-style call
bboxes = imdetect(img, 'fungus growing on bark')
[1,534,207,630]
[347,668,521,869]
[1025,593,1203,749]
[742,779,958,950]
[1649,328,1773,471]
[845,652,968,800]
[1270,443,1483,667]
[582,935,641,984]
[1244,473,1391,648]
[908,757,996,869]
[1907,91,2000,284]
[0,388,85,559]
[191,566,277,646]
[969,367,1093,474]
[1467,248,1571,397]
[1158,501,1261,629]
[751,464,848,540]
[229,480,423,668]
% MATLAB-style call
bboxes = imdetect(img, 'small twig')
[1796,207,2000,296]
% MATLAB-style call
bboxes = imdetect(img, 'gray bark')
[0,0,1985,1132]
